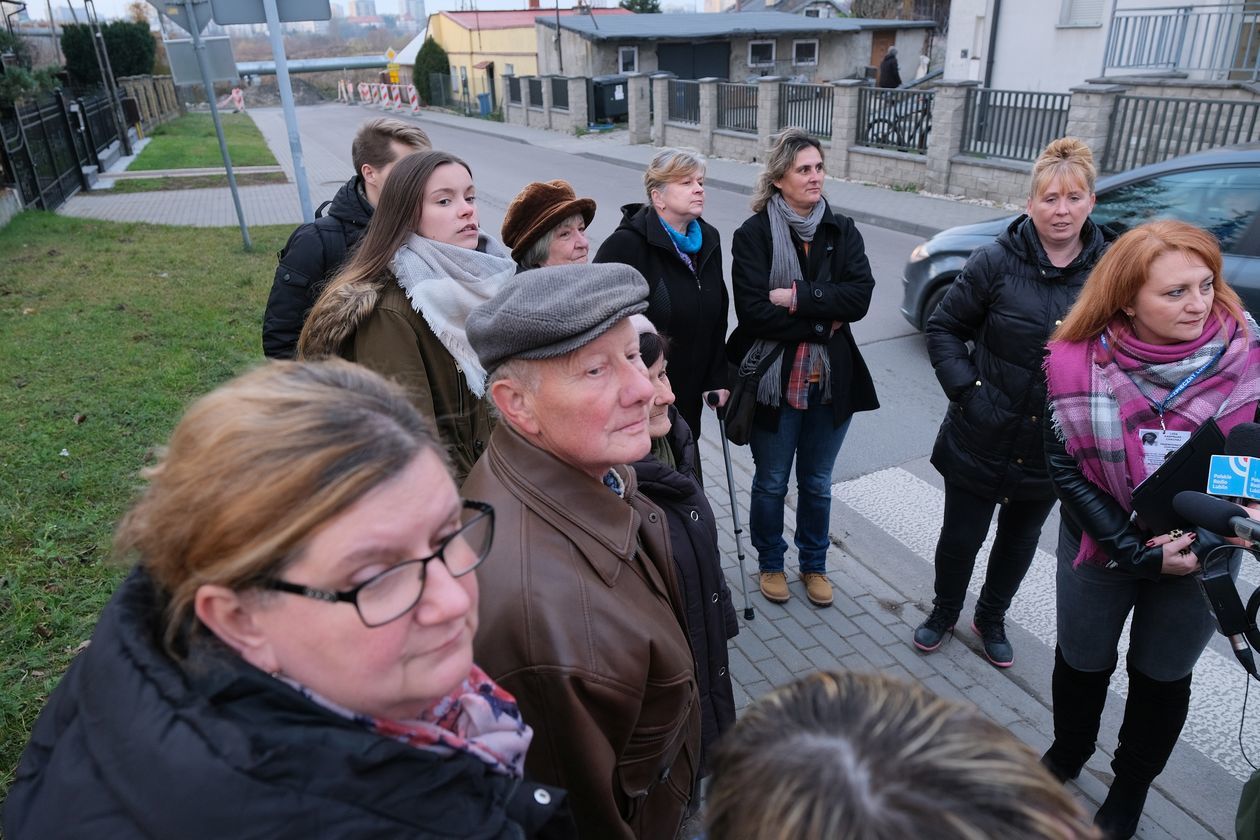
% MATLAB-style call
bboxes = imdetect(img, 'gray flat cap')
[467,262,650,374]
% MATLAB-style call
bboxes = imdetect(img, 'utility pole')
[83,0,133,155]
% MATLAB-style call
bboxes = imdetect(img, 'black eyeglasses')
[264,500,494,628]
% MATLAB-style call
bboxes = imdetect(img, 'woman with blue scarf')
[595,148,729,456]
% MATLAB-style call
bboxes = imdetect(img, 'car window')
[1092,165,1260,257]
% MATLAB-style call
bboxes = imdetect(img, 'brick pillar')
[651,73,671,147]
[541,75,554,130]
[567,76,589,132]
[1065,82,1129,170]
[697,77,718,154]
[924,79,978,195]
[829,79,867,179]
[756,76,782,155]
[627,73,650,144]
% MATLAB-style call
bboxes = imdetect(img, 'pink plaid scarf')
[1044,311,1260,567]
[280,664,532,777]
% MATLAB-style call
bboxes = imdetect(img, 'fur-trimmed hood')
[298,272,385,359]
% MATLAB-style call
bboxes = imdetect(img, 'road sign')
[164,36,238,85]
[148,0,212,34]
[385,47,396,61]
[388,62,399,84]
[210,0,329,25]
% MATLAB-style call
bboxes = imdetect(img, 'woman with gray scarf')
[727,128,879,609]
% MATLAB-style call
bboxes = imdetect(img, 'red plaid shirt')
[784,242,821,410]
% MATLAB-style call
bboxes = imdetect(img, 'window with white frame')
[619,46,638,74]
[804,7,819,16]
[749,40,776,67]
[505,62,515,76]
[1059,0,1103,26]
[793,39,818,66]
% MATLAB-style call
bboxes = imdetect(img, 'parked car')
[900,144,1260,330]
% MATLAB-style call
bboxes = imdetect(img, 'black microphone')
[1174,491,1260,545]
[1226,422,1260,460]
[1173,491,1260,677]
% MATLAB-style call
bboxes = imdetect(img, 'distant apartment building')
[349,0,377,17]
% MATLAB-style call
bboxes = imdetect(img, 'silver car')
[900,143,1260,330]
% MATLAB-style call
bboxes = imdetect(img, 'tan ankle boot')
[801,573,833,607]
[759,572,790,603]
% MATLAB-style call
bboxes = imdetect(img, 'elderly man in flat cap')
[464,262,700,840]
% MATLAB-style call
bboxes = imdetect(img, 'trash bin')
[589,74,629,123]
[477,92,492,116]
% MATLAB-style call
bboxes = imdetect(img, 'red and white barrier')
[407,84,420,114]
[358,82,371,104]
[390,84,402,110]
[230,87,245,111]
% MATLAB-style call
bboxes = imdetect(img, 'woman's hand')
[705,389,730,409]
[1147,530,1201,575]
[769,288,793,308]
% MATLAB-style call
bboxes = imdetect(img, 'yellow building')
[427,7,630,109]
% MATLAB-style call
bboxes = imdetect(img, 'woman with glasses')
[4,361,575,839]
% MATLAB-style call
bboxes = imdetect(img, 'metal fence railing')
[778,83,833,138]
[668,79,700,124]
[0,89,92,211]
[960,88,1071,162]
[1102,93,1260,172]
[856,87,934,154]
[428,73,474,115]
[77,90,121,162]
[1104,2,1260,80]
[527,78,543,108]
[551,77,569,110]
[507,76,521,105]
[717,83,757,133]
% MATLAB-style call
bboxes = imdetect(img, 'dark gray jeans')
[1055,521,1231,681]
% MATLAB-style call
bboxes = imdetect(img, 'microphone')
[1227,422,1260,460]
[1174,491,1260,544]
[1173,490,1260,678]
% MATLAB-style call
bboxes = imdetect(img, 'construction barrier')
[390,85,402,111]
[407,84,420,114]
[231,87,245,111]
[358,82,371,104]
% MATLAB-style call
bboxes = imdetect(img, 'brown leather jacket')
[465,423,701,840]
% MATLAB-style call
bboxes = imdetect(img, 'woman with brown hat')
[501,180,596,271]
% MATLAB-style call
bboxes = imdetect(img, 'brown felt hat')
[500,180,596,266]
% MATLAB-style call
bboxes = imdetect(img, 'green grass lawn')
[0,213,291,802]
[101,171,289,193]
[130,112,279,171]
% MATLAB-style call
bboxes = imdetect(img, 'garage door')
[657,42,731,80]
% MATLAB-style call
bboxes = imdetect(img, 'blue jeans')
[749,387,851,574]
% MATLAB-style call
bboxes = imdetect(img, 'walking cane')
[707,392,755,621]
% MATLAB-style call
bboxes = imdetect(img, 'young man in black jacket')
[261,118,430,359]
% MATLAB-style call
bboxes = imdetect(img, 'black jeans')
[932,481,1056,622]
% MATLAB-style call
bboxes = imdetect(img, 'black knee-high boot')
[1093,667,1193,840]
[1041,646,1115,782]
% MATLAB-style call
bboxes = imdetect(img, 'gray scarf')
[740,193,831,406]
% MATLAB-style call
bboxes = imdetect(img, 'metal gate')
[0,90,106,212]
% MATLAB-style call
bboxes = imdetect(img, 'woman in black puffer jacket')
[631,320,737,776]
[912,138,1114,669]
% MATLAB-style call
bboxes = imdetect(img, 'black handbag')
[722,345,784,446]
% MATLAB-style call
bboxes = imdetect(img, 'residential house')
[534,12,934,82]
[947,0,1260,92]
[427,6,631,106]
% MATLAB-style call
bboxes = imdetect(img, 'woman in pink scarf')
[1042,220,1260,839]
[6,361,575,839]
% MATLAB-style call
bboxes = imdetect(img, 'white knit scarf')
[390,232,516,396]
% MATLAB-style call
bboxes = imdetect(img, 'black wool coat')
[633,408,737,776]
[926,216,1113,502]
[262,175,373,359]
[727,201,879,431]
[4,569,575,840]
[594,203,729,441]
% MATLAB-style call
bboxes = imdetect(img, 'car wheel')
[921,282,951,329]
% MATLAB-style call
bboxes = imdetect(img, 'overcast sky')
[41,0,704,25]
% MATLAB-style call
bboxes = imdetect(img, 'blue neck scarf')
[659,215,703,255]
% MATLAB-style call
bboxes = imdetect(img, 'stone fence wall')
[503,72,1260,206]
[116,75,182,131]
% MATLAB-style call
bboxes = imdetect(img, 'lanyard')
[1102,333,1226,431]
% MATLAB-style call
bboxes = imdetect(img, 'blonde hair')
[1030,137,1097,200]
[644,148,705,202]
[751,127,824,213]
[705,671,1101,840]
[1053,219,1243,343]
[351,117,431,176]
[114,360,445,654]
